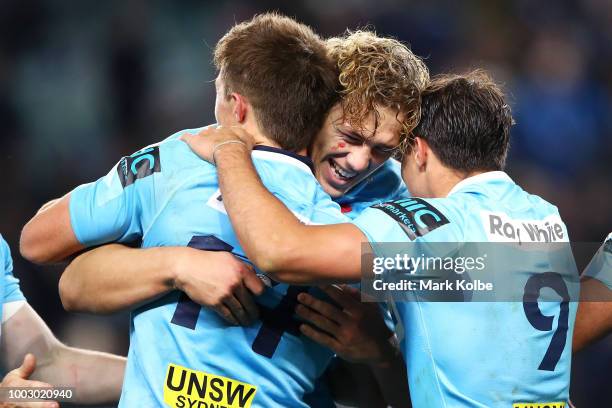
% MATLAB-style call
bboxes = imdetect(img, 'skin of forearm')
[2,305,125,404]
[573,301,612,352]
[60,244,178,313]
[214,146,362,283]
[573,278,612,353]
[32,344,125,404]
[215,146,305,272]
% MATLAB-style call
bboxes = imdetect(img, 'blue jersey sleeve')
[69,145,163,246]
[351,197,463,264]
[1,236,25,304]
[583,233,612,289]
[352,197,461,242]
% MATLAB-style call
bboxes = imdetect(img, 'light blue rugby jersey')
[352,171,577,408]
[304,159,408,408]
[336,159,408,219]
[0,235,26,330]
[0,234,25,310]
[69,128,349,408]
[583,232,612,289]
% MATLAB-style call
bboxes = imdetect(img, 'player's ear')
[230,92,248,123]
[414,136,429,170]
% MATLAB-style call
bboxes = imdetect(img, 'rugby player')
[0,234,125,407]
[573,232,612,352]
[54,29,426,408]
[19,14,427,407]
[182,70,577,407]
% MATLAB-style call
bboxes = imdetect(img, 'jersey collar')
[251,145,315,174]
[447,171,514,196]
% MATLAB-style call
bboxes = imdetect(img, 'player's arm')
[573,277,612,353]
[573,236,612,353]
[20,194,84,264]
[182,129,364,284]
[22,145,163,266]
[59,243,263,325]
[297,285,410,407]
[1,302,125,405]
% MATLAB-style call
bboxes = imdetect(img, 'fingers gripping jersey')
[583,233,612,289]
[352,172,577,408]
[69,128,348,408]
[0,235,25,321]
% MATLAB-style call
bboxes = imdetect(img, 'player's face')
[214,74,234,127]
[310,103,402,198]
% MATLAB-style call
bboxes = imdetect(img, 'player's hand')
[296,285,397,366]
[172,248,265,326]
[0,354,59,408]
[180,126,255,164]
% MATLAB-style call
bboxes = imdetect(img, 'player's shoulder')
[509,181,561,215]
[111,125,216,192]
[395,196,466,240]
[352,196,464,244]
[138,125,215,172]
[250,147,319,199]
[156,125,211,155]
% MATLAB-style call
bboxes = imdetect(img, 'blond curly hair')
[327,30,429,150]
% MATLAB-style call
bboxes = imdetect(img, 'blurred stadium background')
[0,0,610,406]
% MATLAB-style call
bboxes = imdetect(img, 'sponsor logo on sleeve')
[117,146,161,188]
[513,403,565,408]
[372,198,449,240]
[164,364,257,408]
[481,212,567,243]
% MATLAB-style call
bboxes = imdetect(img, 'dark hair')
[409,69,513,171]
[214,12,339,152]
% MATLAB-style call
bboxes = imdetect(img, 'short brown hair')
[327,30,429,142]
[214,13,339,151]
[411,69,514,171]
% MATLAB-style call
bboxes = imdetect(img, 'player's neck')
[242,121,308,157]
